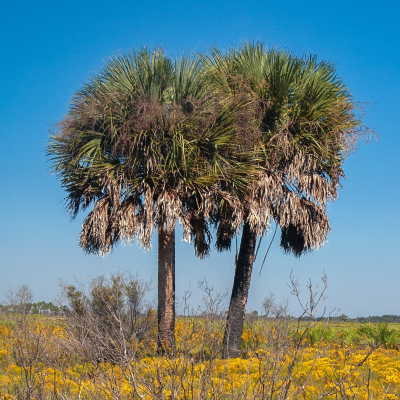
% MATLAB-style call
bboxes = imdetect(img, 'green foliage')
[306,325,336,346]
[62,272,156,344]
[353,323,400,349]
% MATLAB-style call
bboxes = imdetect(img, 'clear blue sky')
[0,0,399,317]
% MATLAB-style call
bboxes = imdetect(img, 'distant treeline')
[1,301,400,323]
[299,315,400,323]
[351,315,400,323]
[0,301,64,315]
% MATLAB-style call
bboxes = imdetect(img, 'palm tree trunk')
[222,220,257,358]
[158,226,176,352]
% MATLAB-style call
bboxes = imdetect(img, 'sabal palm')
[203,43,364,356]
[48,48,252,350]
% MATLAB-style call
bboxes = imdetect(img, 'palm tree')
[48,48,253,351]
[203,43,366,357]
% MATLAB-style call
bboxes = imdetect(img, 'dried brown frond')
[278,194,330,256]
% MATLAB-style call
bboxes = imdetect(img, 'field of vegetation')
[1,279,400,400]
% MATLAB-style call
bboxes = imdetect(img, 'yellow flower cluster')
[0,318,399,399]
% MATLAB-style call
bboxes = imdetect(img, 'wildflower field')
[1,315,400,400]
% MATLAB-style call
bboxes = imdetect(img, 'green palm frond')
[173,55,204,104]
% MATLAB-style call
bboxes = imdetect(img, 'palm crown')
[48,48,256,257]
[203,42,362,255]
